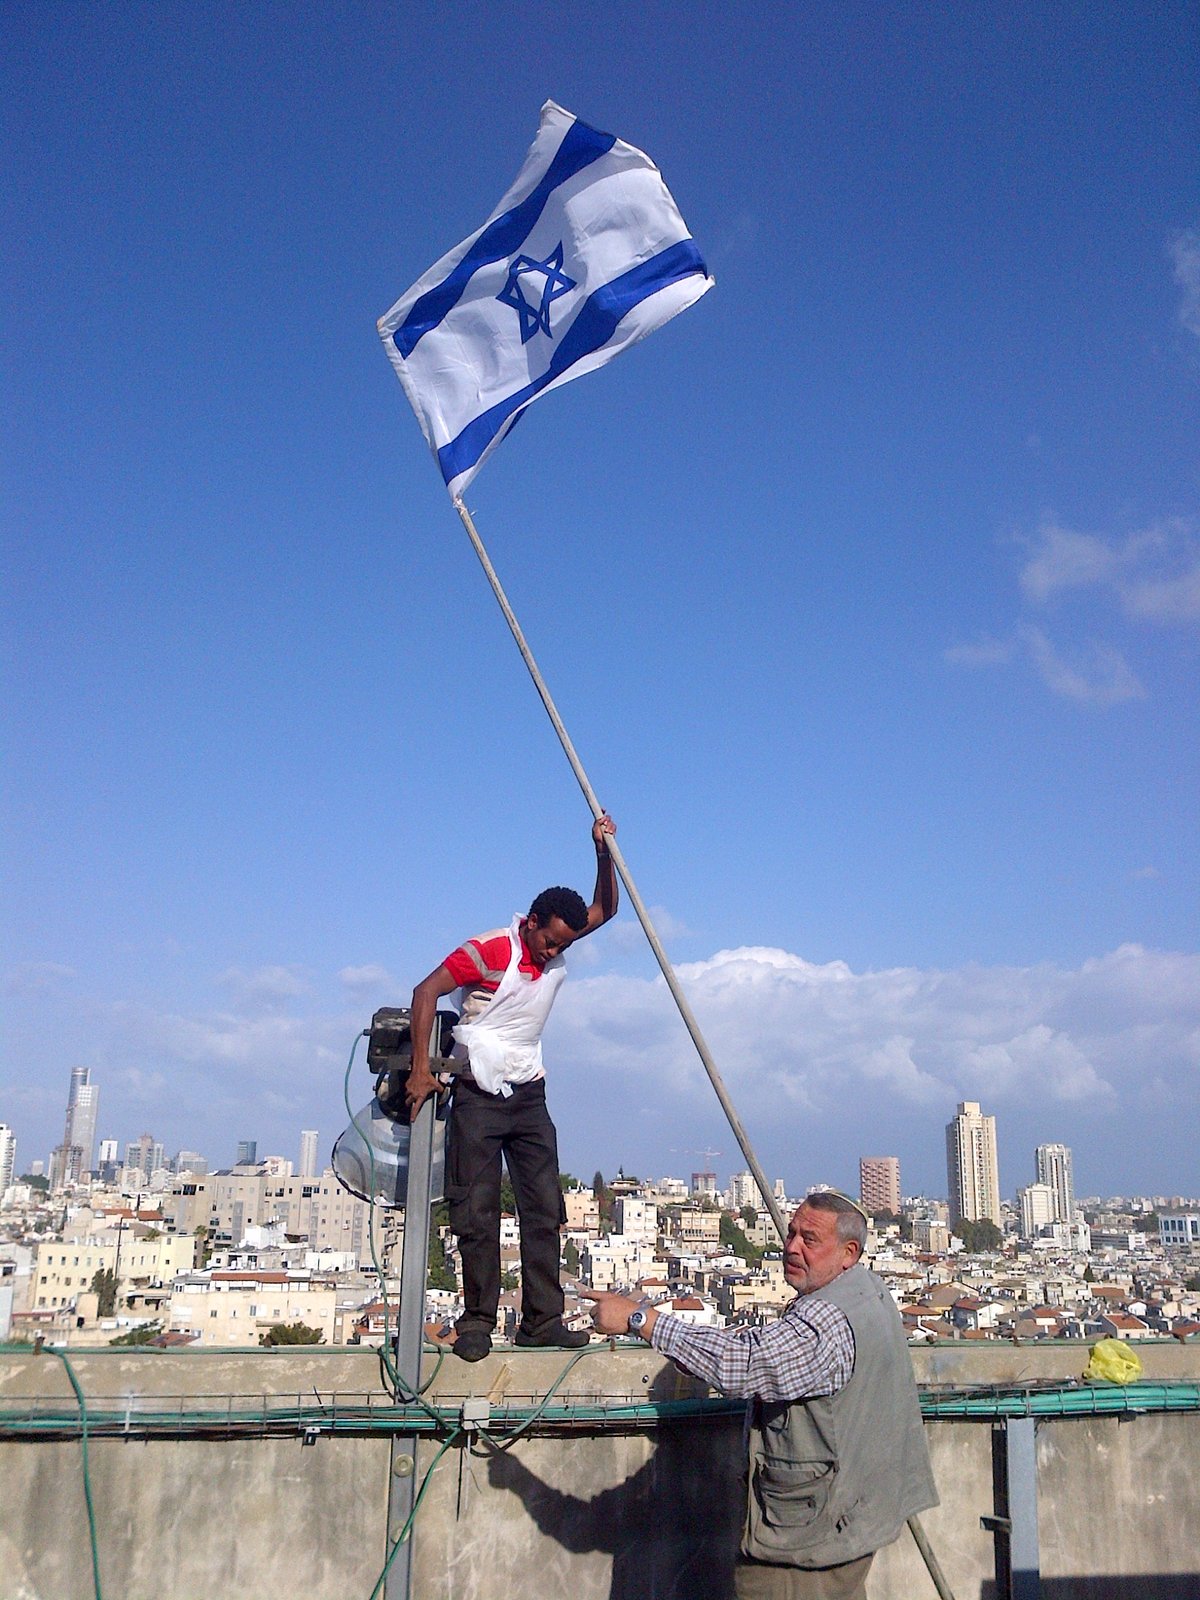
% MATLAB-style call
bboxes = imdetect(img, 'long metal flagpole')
[453,496,788,1242]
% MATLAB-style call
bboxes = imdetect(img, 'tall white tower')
[0,1123,16,1197]
[51,1066,100,1186]
[299,1130,320,1179]
[1035,1143,1075,1223]
[945,1101,1001,1229]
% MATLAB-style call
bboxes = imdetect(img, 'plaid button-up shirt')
[650,1291,855,1400]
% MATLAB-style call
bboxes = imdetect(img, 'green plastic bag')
[1083,1338,1143,1384]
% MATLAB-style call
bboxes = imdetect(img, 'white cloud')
[116,1066,168,1099]
[944,623,1146,704]
[948,516,1199,704]
[338,963,397,994]
[214,965,309,1012]
[548,943,1200,1119]
[1019,521,1126,603]
[1019,517,1200,624]
[943,637,1014,668]
[3,961,75,995]
[1123,561,1200,624]
[1020,625,1145,706]
[1171,226,1200,339]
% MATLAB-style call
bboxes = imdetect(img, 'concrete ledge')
[1,1345,1198,1599]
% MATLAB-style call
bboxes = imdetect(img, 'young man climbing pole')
[407,814,618,1361]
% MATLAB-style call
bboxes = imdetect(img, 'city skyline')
[8,1065,1198,1214]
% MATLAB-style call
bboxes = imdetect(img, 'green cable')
[367,1429,462,1600]
[417,1342,446,1394]
[471,1339,616,1451]
[44,1346,103,1600]
[341,1031,445,1426]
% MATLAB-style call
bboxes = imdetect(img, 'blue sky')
[4,3,1198,1201]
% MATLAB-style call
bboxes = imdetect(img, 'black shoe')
[453,1330,492,1362]
[514,1321,590,1349]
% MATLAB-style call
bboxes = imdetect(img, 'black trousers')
[446,1077,567,1336]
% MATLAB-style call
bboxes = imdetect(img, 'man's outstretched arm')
[581,813,618,936]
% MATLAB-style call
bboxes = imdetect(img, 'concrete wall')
[0,1343,1197,1600]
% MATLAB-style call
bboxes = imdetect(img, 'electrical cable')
[43,1345,104,1600]
[466,1340,622,1453]
[341,1030,446,1427]
[366,1428,462,1600]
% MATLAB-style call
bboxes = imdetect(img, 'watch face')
[628,1309,647,1331]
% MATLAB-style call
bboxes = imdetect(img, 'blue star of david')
[495,241,577,343]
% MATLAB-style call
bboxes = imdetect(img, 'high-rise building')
[50,1066,100,1187]
[945,1101,1001,1229]
[1018,1182,1057,1239]
[1035,1143,1075,1224]
[859,1156,901,1217]
[299,1130,320,1180]
[236,1140,258,1168]
[68,1067,100,1170]
[96,1138,120,1184]
[729,1171,764,1211]
[690,1170,717,1197]
[0,1123,16,1197]
[127,1133,156,1177]
[175,1150,209,1176]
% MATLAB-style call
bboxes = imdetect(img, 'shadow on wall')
[487,1420,745,1600]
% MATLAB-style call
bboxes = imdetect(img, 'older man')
[587,1191,937,1599]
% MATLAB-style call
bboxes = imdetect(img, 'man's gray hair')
[803,1191,868,1254]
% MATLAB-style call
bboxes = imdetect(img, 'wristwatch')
[627,1298,654,1335]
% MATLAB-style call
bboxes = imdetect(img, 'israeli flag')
[378,101,713,500]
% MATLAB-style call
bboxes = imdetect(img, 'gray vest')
[744,1264,937,1567]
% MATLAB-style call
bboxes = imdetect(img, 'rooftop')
[2,1339,1198,1598]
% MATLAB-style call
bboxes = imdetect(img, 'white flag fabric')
[378,101,713,499]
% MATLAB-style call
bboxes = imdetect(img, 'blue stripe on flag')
[392,120,616,360]
[436,238,707,487]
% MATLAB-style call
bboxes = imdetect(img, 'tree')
[1083,1265,1096,1284]
[559,1172,581,1192]
[563,1238,580,1273]
[427,1231,457,1292]
[193,1226,213,1268]
[90,1268,117,1318]
[110,1322,161,1346]
[261,1322,324,1346]
[1185,1273,1200,1293]
[19,1173,49,1192]
[500,1269,519,1291]
[740,1205,758,1228]
[720,1213,764,1268]
[427,1201,457,1292]
[957,1218,1003,1253]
